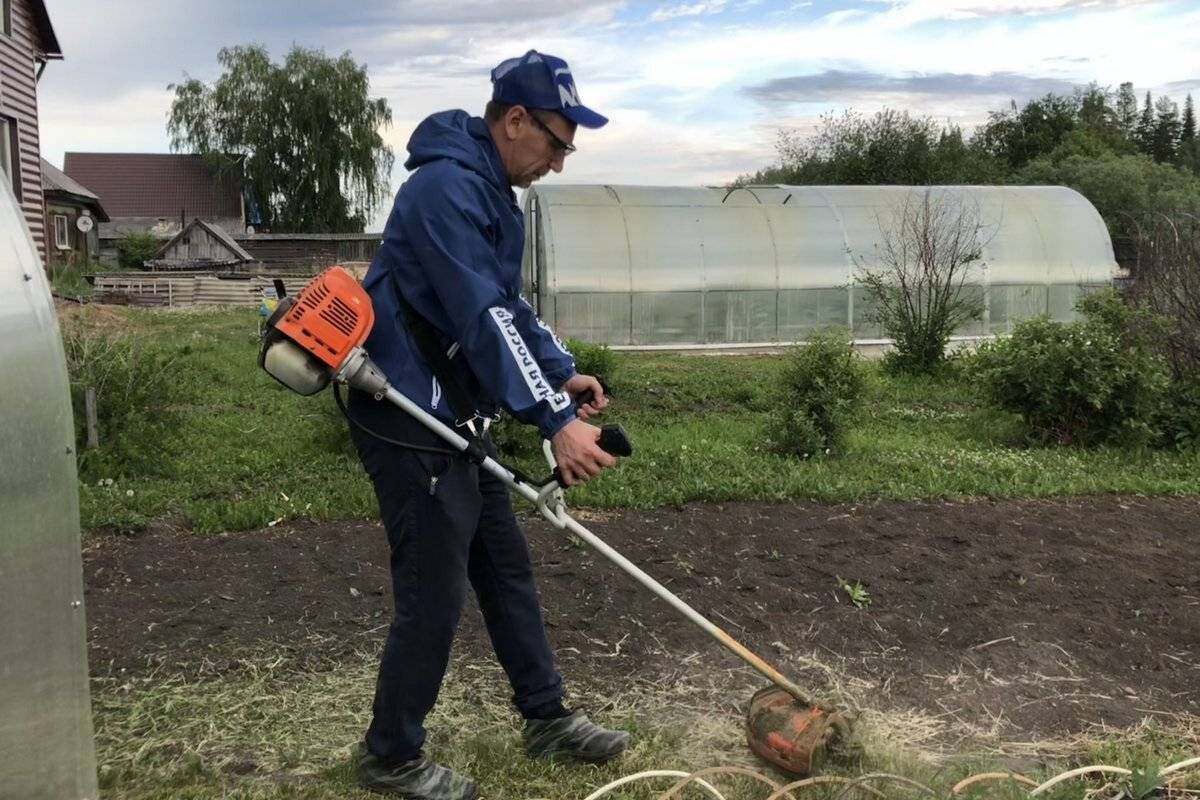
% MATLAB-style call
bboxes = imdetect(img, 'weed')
[837,576,872,608]
[1119,762,1165,799]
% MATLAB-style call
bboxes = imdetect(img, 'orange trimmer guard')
[745,685,837,776]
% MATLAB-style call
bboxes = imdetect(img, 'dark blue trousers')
[349,393,565,764]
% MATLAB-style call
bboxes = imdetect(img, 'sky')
[37,0,1200,230]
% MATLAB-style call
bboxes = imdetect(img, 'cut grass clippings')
[92,652,1200,800]
[66,306,1200,534]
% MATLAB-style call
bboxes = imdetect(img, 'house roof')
[41,158,110,221]
[30,0,62,59]
[62,153,242,221]
[152,218,254,264]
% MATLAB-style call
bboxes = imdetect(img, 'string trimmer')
[258,267,857,775]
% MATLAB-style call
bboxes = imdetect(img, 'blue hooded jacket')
[360,110,578,439]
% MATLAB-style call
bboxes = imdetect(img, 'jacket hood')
[404,110,509,193]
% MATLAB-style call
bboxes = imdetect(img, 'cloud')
[1162,78,1200,93]
[860,0,1160,23]
[820,8,870,24]
[36,0,1200,233]
[649,1,728,22]
[40,0,624,102]
[745,69,1080,104]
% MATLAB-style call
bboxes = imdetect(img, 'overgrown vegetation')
[69,307,1200,534]
[49,256,95,299]
[741,84,1200,238]
[60,310,182,478]
[970,290,1170,447]
[766,330,865,457]
[851,190,989,373]
[117,231,160,269]
[968,234,1200,448]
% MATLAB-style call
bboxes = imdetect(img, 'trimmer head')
[745,686,855,776]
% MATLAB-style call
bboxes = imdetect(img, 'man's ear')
[503,105,528,141]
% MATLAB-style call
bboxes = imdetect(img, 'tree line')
[740,83,1200,236]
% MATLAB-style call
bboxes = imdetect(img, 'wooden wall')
[156,224,240,265]
[43,201,87,268]
[236,234,381,271]
[0,0,49,260]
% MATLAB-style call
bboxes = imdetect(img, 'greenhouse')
[520,184,1117,348]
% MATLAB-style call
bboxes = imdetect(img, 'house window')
[2,0,10,37]
[53,214,70,250]
[0,117,19,202]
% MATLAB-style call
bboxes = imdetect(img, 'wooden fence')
[91,273,332,309]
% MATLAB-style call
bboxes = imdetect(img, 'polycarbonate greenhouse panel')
[778,287,851,340]
[545,205,631,292]
[0,180,98,799]
[696,206,776,290]
[766,202,850,290]
[522,184,1118,347]
[625,208,705,292]
[989,284,1049,334]
[632,291,703,344]
[703,290,778,343]
[553,293,633,345]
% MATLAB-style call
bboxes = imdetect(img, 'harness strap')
[396,295,498,430]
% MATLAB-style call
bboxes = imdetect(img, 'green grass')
[71,307,1200,534]
[92,653,1200,799]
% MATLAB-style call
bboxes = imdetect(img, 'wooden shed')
[146,218,254,270]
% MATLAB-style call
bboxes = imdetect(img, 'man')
[346,50,629,800]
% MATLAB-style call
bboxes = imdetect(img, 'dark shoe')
[358,751,479,800]
[524,711,631,763]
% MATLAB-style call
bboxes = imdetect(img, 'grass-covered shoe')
[358,752,479,800]
[523,711,631,763]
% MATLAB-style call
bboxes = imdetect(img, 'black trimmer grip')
[599,424,633,457]
[550,424,633,488]
[574,378,611,409]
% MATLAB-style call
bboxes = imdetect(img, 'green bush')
[1159,378,1200,450]
[60,320,181,477]
[117,231,160,269]
[564,337,618,390]
[970,289,1170,446]
[766,329,866,458]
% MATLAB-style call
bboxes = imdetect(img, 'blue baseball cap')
[490,49,608,129]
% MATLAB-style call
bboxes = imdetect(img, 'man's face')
[500,107,576,189]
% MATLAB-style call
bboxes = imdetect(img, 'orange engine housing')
[276,266,375,370]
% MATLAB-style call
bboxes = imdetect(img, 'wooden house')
[2,0,62,261]
[62,152,245,263]
[41,157,108,269]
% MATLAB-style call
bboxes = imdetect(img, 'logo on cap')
[555,68,581,108]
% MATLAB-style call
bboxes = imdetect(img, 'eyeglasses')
[528,111,576,157]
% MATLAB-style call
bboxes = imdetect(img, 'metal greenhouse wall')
[521,185,1117,348]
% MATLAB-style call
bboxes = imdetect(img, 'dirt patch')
[84,496,1200,739]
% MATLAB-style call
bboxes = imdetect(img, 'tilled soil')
[84,496,1200,739]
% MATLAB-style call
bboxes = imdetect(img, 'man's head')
[485,50,607,189]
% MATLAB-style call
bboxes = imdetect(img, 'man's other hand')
[550,419,616,485]
[563,373,608,420]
